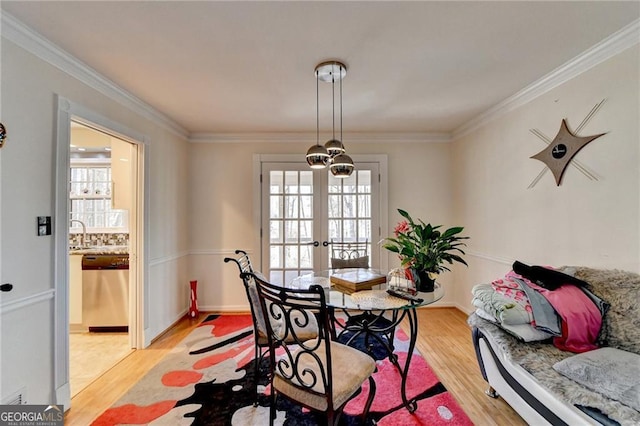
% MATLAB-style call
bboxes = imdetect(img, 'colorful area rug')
[93,314,473,425]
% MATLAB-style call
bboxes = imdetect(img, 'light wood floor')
[69,332,131,397]
[64,308,526,425]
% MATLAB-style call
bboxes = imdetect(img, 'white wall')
[188,139,456,311]
[0,37,189,404]
[451,45,640,312]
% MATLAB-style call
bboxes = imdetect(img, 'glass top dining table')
[288,268,445,310]
[287,268,445,413]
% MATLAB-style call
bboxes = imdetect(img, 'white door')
[261,160,380,285]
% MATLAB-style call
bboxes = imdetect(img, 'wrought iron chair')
[330,239,369,269]
[247,271,377,426]
[224,250,318,404]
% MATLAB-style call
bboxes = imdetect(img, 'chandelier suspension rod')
[340,63,344,149]
[316,66,320,146]
[332,68,336,141]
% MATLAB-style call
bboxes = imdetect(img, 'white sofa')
[469,267,640,426]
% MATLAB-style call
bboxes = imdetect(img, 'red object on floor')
[189,280,198,318]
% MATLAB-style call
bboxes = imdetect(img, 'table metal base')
[331,306,420,412]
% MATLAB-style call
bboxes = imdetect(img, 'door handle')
[322,241,330,247]
[1,283,13,292]
[304,241,320,247]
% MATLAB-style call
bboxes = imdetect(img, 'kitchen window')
[69,163,128,233]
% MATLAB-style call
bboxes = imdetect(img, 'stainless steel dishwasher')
[82,254,129,332]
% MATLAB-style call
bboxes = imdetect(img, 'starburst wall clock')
[529,100,607,187]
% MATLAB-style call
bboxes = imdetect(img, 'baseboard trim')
[198,304,250,313]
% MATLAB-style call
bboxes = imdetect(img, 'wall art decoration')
[0,122,6,148]
[528,99,607,188]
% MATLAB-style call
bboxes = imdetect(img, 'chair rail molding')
[466,250,514,267]
[148,250,190,267]
[189,249,253,256]
[0,289,55,316]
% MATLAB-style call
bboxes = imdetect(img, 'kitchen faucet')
[70,219,87,248]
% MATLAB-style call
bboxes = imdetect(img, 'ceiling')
[2,1,639,137]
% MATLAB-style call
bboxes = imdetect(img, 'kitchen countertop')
[69,245,129,255]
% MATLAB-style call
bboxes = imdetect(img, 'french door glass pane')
[270,171,283,193]
[326,170,373,266]
[358,170,371,192]
[270,220,282,243]
[328,195,341,217]
[300,173,313,194]
[328,220,342,240]
[300,220,313,243]
[300,195,312,218]
[267,169,315,282]
[358,194,371,217]
[284,171,298,194]
[284,196,298,218]
[270,271,283,286]
[342,173,357,193]
[265,163,378,279]
[285,245,298,268]
[300,245,313,268]
[270,245,282,268]
[270,196,282,218]
[343,195,356,218]
[284,220,298,243]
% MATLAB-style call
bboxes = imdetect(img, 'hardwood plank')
[405,308,526,426]
[64,308,525,425]
[64,313,208,426]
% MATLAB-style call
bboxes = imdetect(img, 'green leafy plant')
[382,209,469,275]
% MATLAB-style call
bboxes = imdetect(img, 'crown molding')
[452,18,640,141]
[3,11,636,143]
[188,131,451,144]
[1,12,189,140]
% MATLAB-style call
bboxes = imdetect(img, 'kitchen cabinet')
[69,254,83,330]
[110,137,133,210]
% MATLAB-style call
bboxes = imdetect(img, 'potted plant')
[382,209,469,292]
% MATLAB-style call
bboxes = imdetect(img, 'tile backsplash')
[69,233,128,247]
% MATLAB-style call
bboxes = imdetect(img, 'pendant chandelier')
[306,61,354,177]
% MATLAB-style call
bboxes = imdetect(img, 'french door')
[261,161,380,285]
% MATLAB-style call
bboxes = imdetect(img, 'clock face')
[551,143,567,159]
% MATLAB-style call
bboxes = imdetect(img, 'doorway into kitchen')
[67,121,136,397]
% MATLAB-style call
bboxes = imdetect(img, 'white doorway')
[67,122,135,397]
[258,155,388,283]
[53,97,147,409]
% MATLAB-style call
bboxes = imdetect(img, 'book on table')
[330,269,387,293]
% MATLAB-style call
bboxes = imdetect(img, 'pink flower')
[394,220,410,236]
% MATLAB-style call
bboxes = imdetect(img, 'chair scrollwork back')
[330,239,369,269]
[247,272,376,425]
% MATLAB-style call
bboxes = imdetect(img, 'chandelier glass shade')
[324,139,345,157]
[306,60,354,177]
[330,152,355,177]
[306,144,330,168]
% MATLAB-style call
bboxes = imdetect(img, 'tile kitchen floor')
[69,332,133,397]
